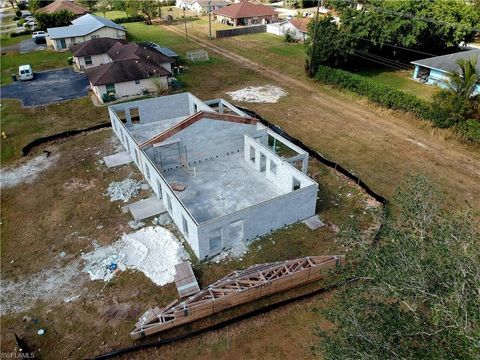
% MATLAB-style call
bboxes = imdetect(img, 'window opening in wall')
[156,180,162,198]
[209,228,222,253]
[292,177,301,191]
[260,153,266,172]
[250,145,256,163]
[84,55,92,65]
[135,79,140,85]
[125,139,131,154]
[116,110,126,123]
[106,83,116,94]
[135,149,140,165]
[166,194,172,212]
[182,215,189,237]
[145,164,151,181]
[193,103,198,113]
[270,160,277,174]
[130,107,140,124]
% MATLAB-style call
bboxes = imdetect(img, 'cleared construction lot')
[1,24,479,359]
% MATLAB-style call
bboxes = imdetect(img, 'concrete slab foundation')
[303,215,325,230]
[128,196,167,221]
[103,151,133,168]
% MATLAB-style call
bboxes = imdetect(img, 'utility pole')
[308,0,324,77]
[183,6,189,40]
[208,0,212,40]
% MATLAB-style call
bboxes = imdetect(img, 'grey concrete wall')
[244,134,315,193]
[196,183,317,259]
[109,107,201,257]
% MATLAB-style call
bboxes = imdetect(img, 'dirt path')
[165,25,480,210]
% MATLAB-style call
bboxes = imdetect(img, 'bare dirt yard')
[1,23,478,359]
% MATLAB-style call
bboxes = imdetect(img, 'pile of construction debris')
[106,178,143,202]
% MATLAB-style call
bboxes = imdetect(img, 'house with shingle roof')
[176,0,229,14]
[212,1,278,26]
[47,14,126,51]
[72,38,174,103]
[37,0,89,16]
[86,59,172,103]
[411,49,480,95]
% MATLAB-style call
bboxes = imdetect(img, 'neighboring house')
[176,0,229,14]
[212,1,278,26]
[411,49,480,95]
[71,38,175,71]
[266,18,309,42]
[47,14,126,51]
[86,59,171,103]
[36,0,89,16]
[70,37,127,69]
[109,93,318,260]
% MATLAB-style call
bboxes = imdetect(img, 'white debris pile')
[106,179,143,202]
[82,226,189,286]
[1,153,59,189]
[226,85,287,103]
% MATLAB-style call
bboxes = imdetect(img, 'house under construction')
[108,93,318,259]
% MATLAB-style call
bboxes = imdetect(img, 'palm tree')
[448,57,479,100]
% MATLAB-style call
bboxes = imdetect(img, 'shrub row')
[10,29,32,37]
[112,15,145,24]
[315,65,432,119]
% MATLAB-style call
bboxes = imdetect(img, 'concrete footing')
[303,215,325,230]
[103,151,132,168]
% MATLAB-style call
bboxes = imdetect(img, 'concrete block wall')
[196,184,317,259]
[243,134,315,193]
[109,107,201,256]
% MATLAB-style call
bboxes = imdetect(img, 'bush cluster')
[315,65,480,142]
[10,29,32,37]
[112,15,145,24]
[316,65,431,118]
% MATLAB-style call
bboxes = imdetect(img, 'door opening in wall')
[229,220,244,247]
[209,228,222,253]
[130,107,140,124]
[156,180,163,198]
[250,146,256,163]
[260,153,267,172]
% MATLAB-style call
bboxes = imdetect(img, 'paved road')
[1,68,89,106]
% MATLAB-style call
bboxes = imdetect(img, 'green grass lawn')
[0,34,30,48]
[357,68,438,101]
[0,49,70,85]
[93,10,128,20]
[124,22,196,53]
[0,97,108,164]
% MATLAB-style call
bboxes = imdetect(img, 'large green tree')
[124,0,159,25]
[34,9,76,30]
[308,0,480,74]
[315,174,480,359]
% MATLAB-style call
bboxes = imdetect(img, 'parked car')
[34,36,46,44]
[21,11,32,19]
[18,65,34,81]
[286,15,293,20]
[32,31,46,39]
[26,21,35,28]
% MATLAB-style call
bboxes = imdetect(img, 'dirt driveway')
[165,25,480,211]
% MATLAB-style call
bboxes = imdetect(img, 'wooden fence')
[216,25,266,38]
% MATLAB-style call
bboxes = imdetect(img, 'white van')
[19,65,34,81]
